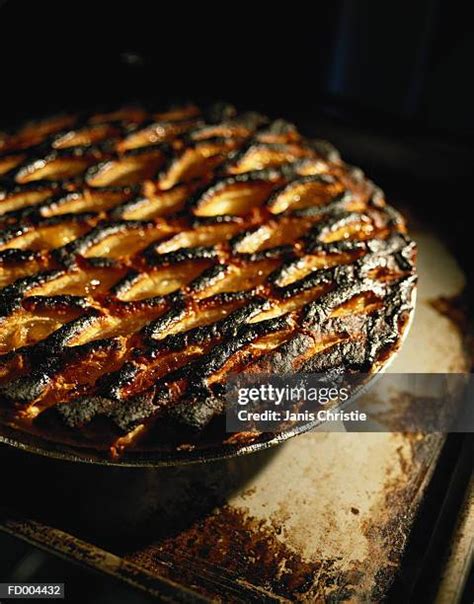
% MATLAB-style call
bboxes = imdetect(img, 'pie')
[0,103,416,458]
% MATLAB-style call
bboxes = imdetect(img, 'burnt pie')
[0,103,416,458]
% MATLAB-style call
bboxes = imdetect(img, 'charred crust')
[0,270,65,317]
[110,270,142,297]
[142,296,187,341]
[0,248,40,264]
[22,295,92,312]
[144,245,219,266]
[190,214,244,228]
[170,385,224,431]
[26,312,103,359]
[0,367,57,404]
[110,390,158,431]
[245,245,295,262]
[189,263,229,292]
[56,395,116,429]
[0,223,31,246]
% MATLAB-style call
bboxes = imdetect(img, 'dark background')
[0,1,473,602]
[0,0,473,136]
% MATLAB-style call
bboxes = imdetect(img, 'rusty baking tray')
[1,435,471,602]
[0,433,452,603]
